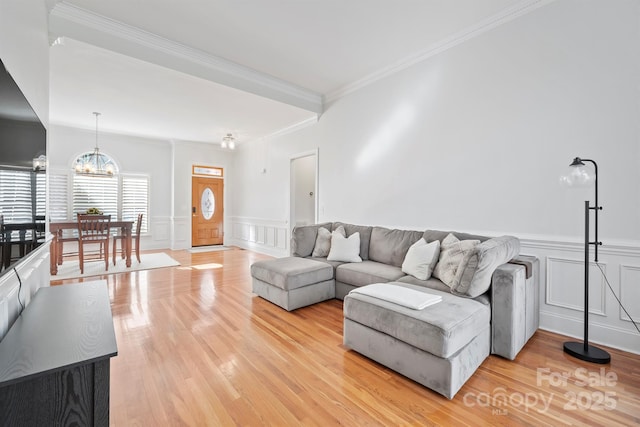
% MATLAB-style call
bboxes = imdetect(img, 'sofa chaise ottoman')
[250,222,539,399]
[343,282,491,398]
[251,257,334,311]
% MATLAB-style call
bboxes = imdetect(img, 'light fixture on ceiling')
[74,112,116,177]
[32,154,46,172]
[221,133,236,150]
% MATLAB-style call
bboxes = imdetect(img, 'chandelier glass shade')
[75,112,117,177]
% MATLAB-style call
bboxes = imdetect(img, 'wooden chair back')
[77,214,112,243]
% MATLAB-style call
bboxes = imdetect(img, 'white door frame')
[289,148,319,232]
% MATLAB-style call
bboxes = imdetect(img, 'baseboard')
[540,310,640,355]
[229,238,288,258]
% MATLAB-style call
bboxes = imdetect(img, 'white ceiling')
[48,0,532,146]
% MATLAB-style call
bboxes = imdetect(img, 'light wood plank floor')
[51,248,640,426]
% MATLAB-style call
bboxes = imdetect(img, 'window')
[73,175,118,219]
[51,173,149,233]
[0,169,44,223]
[122,176,149,233]
[49,152,149,233]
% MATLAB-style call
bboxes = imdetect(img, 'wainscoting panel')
[172,216,190,250]
[151,216,171,242]
[266,227,276,247]
[546,257,606,316]
[619,264,640,322]
[522,237,640,355]
[276,229,288,250]
[229,217,289,257]
[0,243,50,340]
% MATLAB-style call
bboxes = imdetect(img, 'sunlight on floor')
[178,263,224,270]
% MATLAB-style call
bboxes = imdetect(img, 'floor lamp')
[560,157,611,364]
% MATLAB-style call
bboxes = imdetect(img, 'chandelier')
[221,133,236,150]
[74,112,116,176]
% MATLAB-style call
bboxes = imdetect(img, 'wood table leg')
[50,232,59,275]
[125,226,132,268]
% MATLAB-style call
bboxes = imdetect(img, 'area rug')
[188,245,232,253]
[53,252,180,280]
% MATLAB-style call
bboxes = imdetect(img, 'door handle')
[192,206,196,215]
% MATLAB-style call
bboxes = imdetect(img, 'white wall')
[230,0,640,353]
[0,0,49,125]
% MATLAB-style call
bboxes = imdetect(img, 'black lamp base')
[563,341,611,364]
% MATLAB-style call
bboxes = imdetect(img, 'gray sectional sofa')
[250,222,539,399]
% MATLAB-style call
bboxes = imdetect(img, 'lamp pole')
[563,158,610,364]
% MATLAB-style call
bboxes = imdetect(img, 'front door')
[191,175,224,246]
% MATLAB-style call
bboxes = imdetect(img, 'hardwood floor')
[51,248,640,426]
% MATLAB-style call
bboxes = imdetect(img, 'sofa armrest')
[490,255,539,360]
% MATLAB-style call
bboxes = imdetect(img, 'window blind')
[121,176,149,233]
[48,173,69,222]
[72,175,118,219]
[0,169,33,223]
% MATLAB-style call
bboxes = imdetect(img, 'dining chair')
[77,214,111,274]
[0,215,4,271]
[112,213,143,265]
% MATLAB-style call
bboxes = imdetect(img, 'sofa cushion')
[311,227,332,257]
[423,229,489,244]
[369,227,425,268]
[292,222,333,257]
[251,257,333,291]
[397,275,491,306]
[327,230,362,263]
[432,234,480,287]
[336,261,405,287]
[309,256,345,271]
[401,238,440,280]
[451,235,520,298]
[343,282,490,358]
[396,275,452,293]
[332,222,372,261]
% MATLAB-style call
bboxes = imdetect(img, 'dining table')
[49,220,134,275]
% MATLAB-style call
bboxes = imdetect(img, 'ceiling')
[48,0,532,146]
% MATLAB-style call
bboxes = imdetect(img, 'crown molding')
[49,2,323,113]
[324,0,557,104]
[240,115,319,151]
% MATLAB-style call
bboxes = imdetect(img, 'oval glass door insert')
[201,187,215,220]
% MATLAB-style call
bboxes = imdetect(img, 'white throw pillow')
[432,233,480,287]
[311,227,332,257]
[401,238,441,281]
[327,230,362,262]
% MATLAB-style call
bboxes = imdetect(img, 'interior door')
[191,176,224,246]
[290,152,317,231]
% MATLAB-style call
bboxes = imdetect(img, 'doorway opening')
[290,150,318,232]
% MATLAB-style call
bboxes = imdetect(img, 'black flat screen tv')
[0,58,47,270]
[0,59,46,170]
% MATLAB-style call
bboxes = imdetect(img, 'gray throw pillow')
[311,227,332,257]
[432,233,480,287]
[451,235,520,298]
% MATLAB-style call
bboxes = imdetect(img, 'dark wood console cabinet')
[0,281,117,426]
